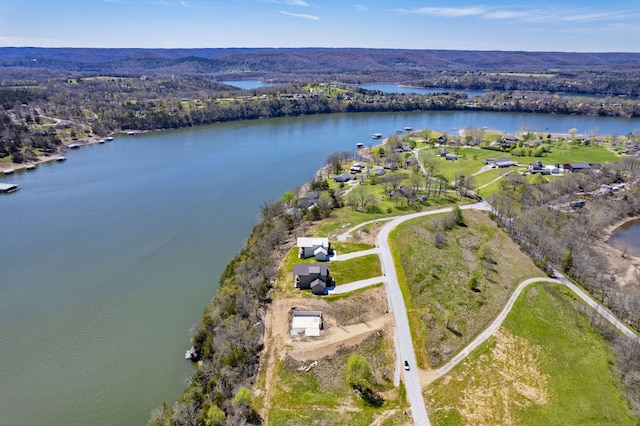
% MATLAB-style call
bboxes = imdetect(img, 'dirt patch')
[258,285,392,422]
[456,328,548,425]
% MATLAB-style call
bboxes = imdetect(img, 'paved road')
[433,272,639,381]
[339,200,636,425]
[327,276,386,295]
[374,202,490,425]
[332,201,491,426]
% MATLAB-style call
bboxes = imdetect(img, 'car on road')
[404,360,410,371]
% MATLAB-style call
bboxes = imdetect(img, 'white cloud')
[355,4,367,12]
[280,10,319,20]
[412,7,485,17]
[484,10,534,20]
[402,5,634,25]
[145,0,191,6]
[559,11,626,22]
[271,0,310,6]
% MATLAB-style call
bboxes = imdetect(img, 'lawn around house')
[390,209,543,368]
[426,282,638,425]
[277,245,381,297]
[329,254,382,286]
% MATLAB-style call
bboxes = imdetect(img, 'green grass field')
[391,210,542,368]
[426,282,638,425]
[330,254,382,285]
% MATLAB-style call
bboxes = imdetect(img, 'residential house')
[293,264,330,295]
[297,237,330,261]
[350,164,363,174]
[334,173,355,183]
[528,160,544,173]
[372,167,386,176]
[298,192,320,209]
[501,134,519,149]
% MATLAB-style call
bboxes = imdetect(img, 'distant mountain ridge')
[2,47,640,76]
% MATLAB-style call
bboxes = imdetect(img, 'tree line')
[3,75,640,164]
[489,157,640,414]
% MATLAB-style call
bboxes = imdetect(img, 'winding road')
[337,201,637,425]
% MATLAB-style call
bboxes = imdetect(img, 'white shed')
[291,311,323,337]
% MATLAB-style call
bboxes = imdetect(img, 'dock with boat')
[0,183,20,194]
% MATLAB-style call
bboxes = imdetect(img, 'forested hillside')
[2,47,640,96]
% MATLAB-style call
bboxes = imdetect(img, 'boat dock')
[0,183,20,194]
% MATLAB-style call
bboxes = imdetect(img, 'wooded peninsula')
[2,48,640,425]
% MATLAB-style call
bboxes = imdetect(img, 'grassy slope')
[268,333,407,426]
[391,209,543,368]
[426,283,637,425]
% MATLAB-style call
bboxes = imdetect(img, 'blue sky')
[1,0,639,52]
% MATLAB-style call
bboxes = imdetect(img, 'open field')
[391,209,543,368]
[267,333,407,426]
[419,148,499,181]
[426,282,638,425]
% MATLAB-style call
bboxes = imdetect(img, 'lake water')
[608,219,640,257]
[358,83,612,101]
[1,110,640,425]
[221,80,274,90]
[358,83,489,98]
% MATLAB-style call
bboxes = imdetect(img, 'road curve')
[361,201,636,425]
[433,272,638,382]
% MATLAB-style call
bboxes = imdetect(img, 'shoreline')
[0,130,152,173]
[602,215,640,241]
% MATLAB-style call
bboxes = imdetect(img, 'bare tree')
[466,126,485,146]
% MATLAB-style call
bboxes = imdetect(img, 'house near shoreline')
[293,264,330,295]
[297,237,330,261]
[501,134,519,149]
[291,310,323,337]
[298,192,320,209]
[334,173,355,183]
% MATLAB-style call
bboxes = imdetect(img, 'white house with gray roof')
[297,237,330,261]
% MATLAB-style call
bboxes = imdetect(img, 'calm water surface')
[1,111,640,425]
[608,220,640,257]
[358,83,614,101]
[221,80,273,90]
